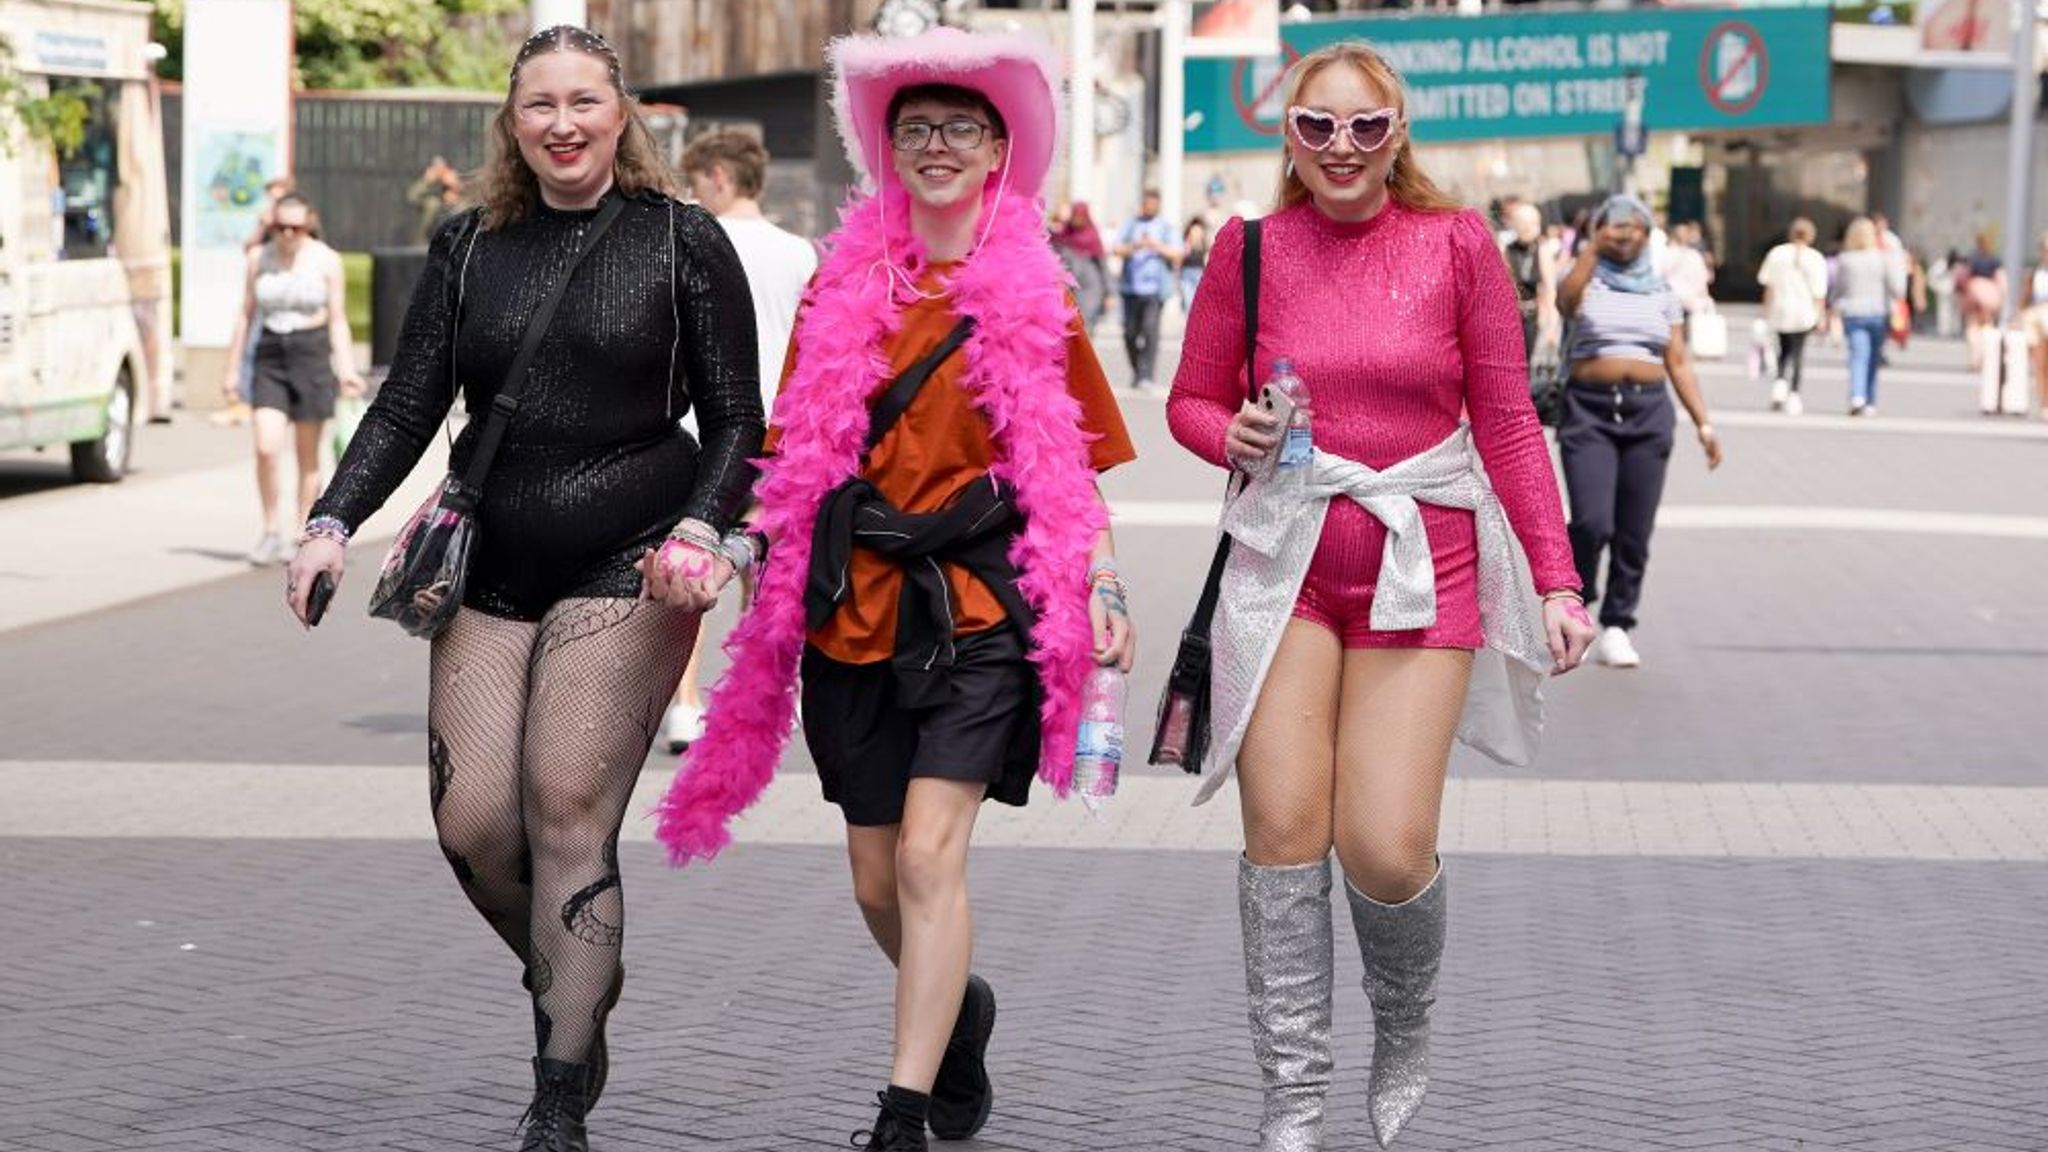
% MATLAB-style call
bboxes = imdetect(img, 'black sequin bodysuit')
[312,190,765,620]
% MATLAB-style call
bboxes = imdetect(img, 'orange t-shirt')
[766,274,1136,665]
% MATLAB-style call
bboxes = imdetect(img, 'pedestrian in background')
[1959,229,2006,372]
[655,29,1135,1151]
[1830,217,1905,416]
[1558,194,1723,670]
[209,175,301,431]
[1501,200,1558,360]
[664,127,819,752]
[1659,220,1715,321]
[1180,213,1211,312]
[1756,217,1828,415]
[2024,229,2048,419]
[1167,41,1594,1150]
[220,192,363,565]
[407,154,464,245]
[1112,187,1181,390]
[1929,247,1961,338]
[1049,201,1108,334]
[284,26,765,1152]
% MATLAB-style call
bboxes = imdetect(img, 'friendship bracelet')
[300,516,351,546]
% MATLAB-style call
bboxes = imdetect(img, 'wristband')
[1696,422,1716,437]
[300,516,352,546]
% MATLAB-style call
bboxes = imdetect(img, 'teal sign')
[1185,9,1832,153]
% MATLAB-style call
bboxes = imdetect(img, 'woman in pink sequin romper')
[1167,43,1596,1150]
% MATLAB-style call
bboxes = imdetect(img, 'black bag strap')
[1187,217,1262,636]
[865,315,977,454]
[458,194,624,494]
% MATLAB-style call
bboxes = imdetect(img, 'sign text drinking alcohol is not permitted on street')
[1184,9,1831,153]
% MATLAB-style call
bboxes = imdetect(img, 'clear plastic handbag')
[366,477,478,640]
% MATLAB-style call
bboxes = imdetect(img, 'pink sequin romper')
[1166,200,1579,649]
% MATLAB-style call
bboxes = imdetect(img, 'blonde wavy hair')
[1275,42,1462,215]
[473,26,678,229]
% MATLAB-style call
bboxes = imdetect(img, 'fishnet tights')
[428,597,697,1063]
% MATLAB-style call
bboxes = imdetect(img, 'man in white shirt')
[665,129,819,750]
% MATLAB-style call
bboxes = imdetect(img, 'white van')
[0,0,171,483]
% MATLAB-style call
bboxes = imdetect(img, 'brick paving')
[2,841,2045,1151]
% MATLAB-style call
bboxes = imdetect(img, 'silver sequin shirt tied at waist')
[1193,424,1555,805]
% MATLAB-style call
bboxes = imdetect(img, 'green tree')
[149,0,523,91]
[0,35,93,155]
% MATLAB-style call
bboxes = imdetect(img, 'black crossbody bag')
[367,196,623,639]
[1147,218,1261,771]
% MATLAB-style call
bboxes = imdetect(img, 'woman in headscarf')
[1557,194,1723,669]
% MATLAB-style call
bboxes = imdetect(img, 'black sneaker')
[927,974,995,1140]
[518,1058,590,1152]
[850,1090,929,1151]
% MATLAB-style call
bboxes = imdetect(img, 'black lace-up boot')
[518,1058,590,1152]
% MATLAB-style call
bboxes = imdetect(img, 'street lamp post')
[1159,0,1187,229]
[1615,69,1647,196]
[1997,0,2041,331]
[1070,0,1097,211]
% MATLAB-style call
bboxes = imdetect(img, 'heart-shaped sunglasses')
[1287,106,1400,154]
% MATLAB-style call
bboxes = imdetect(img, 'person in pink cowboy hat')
[652,27,1137,1151]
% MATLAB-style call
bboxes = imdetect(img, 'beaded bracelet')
[717,530,759,576]
[665,518,721,551]
[300,516,351,546]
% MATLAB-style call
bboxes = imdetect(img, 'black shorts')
[251,329,338,422]
[800,625,1040,827]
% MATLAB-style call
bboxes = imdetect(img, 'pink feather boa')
[653,185,1106,865]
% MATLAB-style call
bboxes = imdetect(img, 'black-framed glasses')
[890,118,989,152]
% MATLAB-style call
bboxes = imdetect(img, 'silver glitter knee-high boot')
[1344,865,1446,1149]
[1239,855,1334,1151]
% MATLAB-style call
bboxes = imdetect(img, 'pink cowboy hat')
[829,27,1065,201]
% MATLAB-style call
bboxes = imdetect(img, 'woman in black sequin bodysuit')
[284,27,764,1152]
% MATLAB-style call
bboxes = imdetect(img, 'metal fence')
[164,90,500,253]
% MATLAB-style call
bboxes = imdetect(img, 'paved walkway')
[3,316,2045,1150]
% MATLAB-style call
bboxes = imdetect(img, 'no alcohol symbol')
[1700,21,1769,116]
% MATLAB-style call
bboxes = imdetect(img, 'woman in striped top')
[1557,195,1722,668]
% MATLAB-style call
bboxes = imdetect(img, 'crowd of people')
[237,19,2044,1152]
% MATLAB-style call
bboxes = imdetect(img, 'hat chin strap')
[873,133,1016,306]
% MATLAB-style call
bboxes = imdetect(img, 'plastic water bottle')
[1073,664,1126,811]
[1268,357,1313,490]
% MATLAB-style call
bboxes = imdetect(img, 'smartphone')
[307,571,337,627]
[1259,383,1296,430]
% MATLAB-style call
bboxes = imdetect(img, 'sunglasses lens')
[1349,115,1391,151]
[1293,112,1337,150]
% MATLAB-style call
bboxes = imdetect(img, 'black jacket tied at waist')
[805,472,1035,707]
